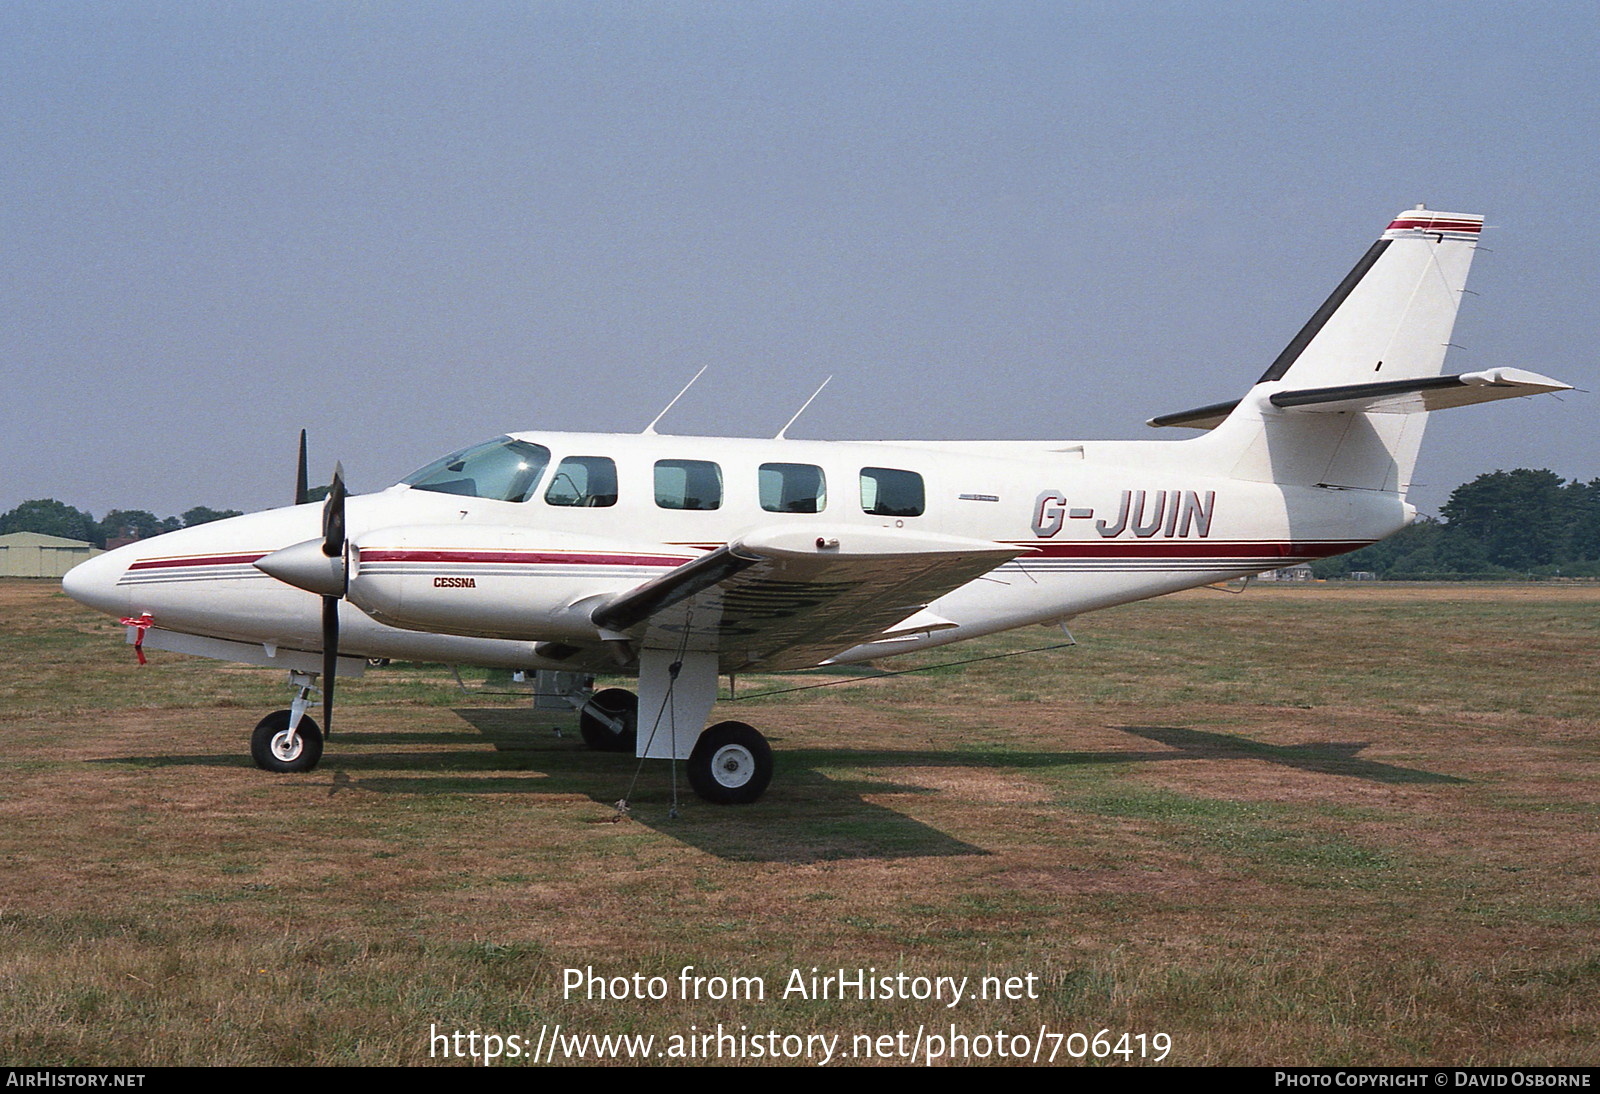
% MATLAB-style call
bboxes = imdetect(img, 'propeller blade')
[322,462,346,559]
[318,460,347,737]
[295,430,310,506]
[322,592,339,737]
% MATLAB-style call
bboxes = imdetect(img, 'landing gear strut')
[619,650,778,805]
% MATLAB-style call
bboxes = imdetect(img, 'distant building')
[1258,563,1315,582]
[0,531,102,578]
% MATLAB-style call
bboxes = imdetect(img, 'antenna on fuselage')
[641,365,709,436]
[775,376,832,440]
[295,429,310,505]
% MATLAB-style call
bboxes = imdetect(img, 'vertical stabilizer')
[1219,207,1483,493]
[1258,208,1481,390]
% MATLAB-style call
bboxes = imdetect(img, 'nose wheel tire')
[579,688,639,752]
[250,710,324,773]
[687,721,772,805]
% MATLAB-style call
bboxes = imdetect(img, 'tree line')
[5,468,1598,578]
[0,498,243,548]
[1310,469,1600,579]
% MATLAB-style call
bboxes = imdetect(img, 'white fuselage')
[63,428,1408,673]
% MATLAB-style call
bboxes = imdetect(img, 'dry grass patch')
[2,580,1598,1065]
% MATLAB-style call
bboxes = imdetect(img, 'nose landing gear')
[251,709,324,773]
[249,670,325,773]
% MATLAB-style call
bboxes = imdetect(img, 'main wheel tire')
[579,688,638,752]
[687,721,773,805]
[250,710,324,773]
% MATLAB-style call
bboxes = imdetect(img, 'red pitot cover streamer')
[118,614,154,665]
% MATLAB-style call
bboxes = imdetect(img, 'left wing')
[585,526,1026,672]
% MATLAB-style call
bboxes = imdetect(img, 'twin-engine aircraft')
[63,207,1568,804]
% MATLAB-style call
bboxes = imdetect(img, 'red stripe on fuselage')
[124,541,1364,573]
[357,549,692,567]
[1011,540,1370,560]
[128,552,269,570]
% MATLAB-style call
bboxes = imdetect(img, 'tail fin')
[1257,207,1481,391]
[1152,207,1567,494]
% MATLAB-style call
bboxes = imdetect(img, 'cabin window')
[759,463,826,513]
[402,437,551,502]
[860,467,924,517]
[545,456,619,508]
[655,459,723,511]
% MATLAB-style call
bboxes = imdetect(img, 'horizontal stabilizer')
[1267,368,1571,414]
[1149,369,1569,430]
[1147,398,1242,430]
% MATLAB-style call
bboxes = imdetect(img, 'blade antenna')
[641,365,708,436]
[775,376,832,440]
[295,430,310,506]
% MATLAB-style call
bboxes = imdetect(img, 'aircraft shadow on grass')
[92,710,1462,863]
[1110,726,1467,786]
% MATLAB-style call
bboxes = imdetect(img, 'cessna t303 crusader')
[63,207,1569,804]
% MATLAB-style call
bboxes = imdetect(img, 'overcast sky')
[4,1,1595,519]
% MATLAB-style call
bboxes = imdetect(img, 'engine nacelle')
[341,523,697,641]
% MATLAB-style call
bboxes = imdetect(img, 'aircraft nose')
[62,547,133,618]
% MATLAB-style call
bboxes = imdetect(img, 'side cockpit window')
[402,438,551,502]
[860,467,924,517]
[655,459,722,511]
[759,463,826,513]
[545,456,619,507]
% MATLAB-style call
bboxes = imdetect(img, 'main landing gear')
[578,688,639,752]
[578,670,775,805]
[687,721,773,805]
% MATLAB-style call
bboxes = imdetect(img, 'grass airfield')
[2,578,1597,1066]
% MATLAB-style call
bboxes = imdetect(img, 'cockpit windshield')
[401,437,552,502]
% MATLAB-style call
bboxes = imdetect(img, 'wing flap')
[589,525,1025,671]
